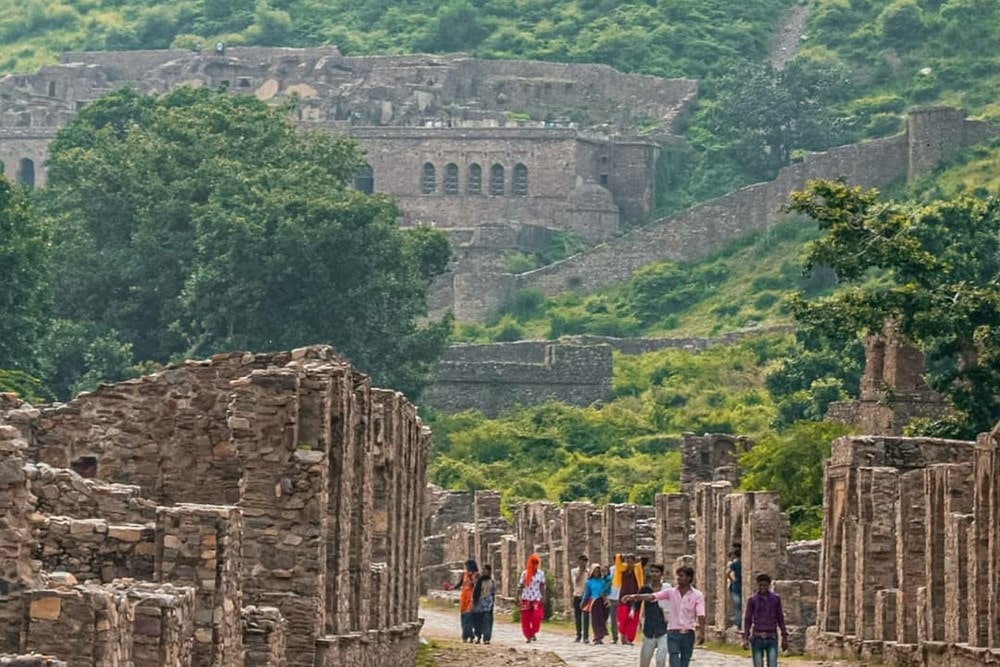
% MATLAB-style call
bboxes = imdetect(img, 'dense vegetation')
[1,88,451,399]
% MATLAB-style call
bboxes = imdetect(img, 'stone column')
[923,463,973,641]
[369,390,398,627]
[654,493,691,569]
[694,481,731,624]
[498,536,518,598]
[348,373,374,634]
[112,581,195,667]
[231,367,328,667]
[602,503,638,559]
[325,364,356,636]
[741,492,788,632]
[155,504,243,667]
[979,428,1000,649]
[562,502,596,606]
[410,423,432,622]
[0,425,39,653]
[895,469,926,644]
[474,491,503,567]
[874,588,898,642]
[945,513,973,643]
[817,460,849,634]
[852,467,898,641]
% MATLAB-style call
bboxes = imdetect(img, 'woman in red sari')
[517,553,546,642]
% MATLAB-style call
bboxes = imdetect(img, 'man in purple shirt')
[742,573,788,667]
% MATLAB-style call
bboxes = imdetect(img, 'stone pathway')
[419,604,752,667]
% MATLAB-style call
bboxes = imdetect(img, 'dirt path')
[420,604,752,667]
[770,1,811,70]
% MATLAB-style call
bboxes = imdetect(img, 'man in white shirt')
[571,554,590,643]
[624,565,705,667]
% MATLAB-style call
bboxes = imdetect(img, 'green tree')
[41,86,451,398]
[0,176,49,373]
[786,180,1000,437]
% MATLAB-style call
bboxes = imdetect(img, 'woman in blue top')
[581,565,610,644]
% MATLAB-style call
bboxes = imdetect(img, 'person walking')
[624,565,705,667]
[613,552,645,645]
[728,546,743,629]
[571,554,590,643]
[517,553,546,643]
[472,564,496,644]
[458,560,479,642]
[581,564,609,644]
[742,573,788,667]
[631,563,670,667]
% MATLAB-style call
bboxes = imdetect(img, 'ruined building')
[0,46,697,320]
[0,345,430,666]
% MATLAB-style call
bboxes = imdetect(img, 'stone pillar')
[113,581,195,667]
[923,463,973,641]
[370,390,399,627]
[895,469,926,644]
[874,588,898,642]
[325,364,357,636]
[243,606,287,667]
[654,493,691,569]
[230,367,328,667]
[24,586,133,666]
[979,428,1000,649]
[945,513,973,643]
[852,467,898,641]
[498,536,518,598]
[602,504,638,559]
[155,504,243,667]
[0,425,39,653]
[817,460,849,634]
[562,502,596,606]
[348,373,374,634]
[410,424,432,623]
[694,481,731,624]
[474,491,503,567]
[741,491,787,607]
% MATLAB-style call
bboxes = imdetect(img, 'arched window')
[421,162,436,195]
[443,163,459,196]
[17,158,35,189]
[513,163,528,196]
[467,163,482,195]
[489,164,505,196]
[353,163,374,194]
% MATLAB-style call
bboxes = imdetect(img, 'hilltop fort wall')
[0,345,430,667]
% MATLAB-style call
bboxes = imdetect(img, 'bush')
[863,112,903,138]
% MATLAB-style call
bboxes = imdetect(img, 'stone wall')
[807,430,1000,667]
[422,341,612,416]
[680,433,754,496]
[483,110,1000,322]
[0,345,431,666]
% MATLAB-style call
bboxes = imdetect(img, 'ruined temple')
[0,346,430,666]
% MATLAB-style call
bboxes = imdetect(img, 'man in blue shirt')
[742,573,788,667]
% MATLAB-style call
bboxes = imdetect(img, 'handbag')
[581,599,594,613]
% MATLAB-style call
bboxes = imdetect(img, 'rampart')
[0,344,431,666]
[421,341,613,416]
[421,108,1000,321]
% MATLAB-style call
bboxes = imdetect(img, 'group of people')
[457,549,789,667]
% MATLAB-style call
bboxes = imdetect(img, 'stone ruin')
[809,428,1000,667]
[421,431,822,652]
[0,345,430,667]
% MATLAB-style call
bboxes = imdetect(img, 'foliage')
[38,86,450,399]
[0,177,49,374]
[786,179,1000,437]
[0,369,55,404]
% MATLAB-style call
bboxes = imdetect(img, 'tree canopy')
[786,179,1000,437]
[39,86,450,399]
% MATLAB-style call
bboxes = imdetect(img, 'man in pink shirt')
[624,566,705,667]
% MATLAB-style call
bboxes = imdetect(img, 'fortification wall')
[499,110,1000,311]
[421,341,612,416]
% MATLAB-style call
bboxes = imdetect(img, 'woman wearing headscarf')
[517,553,546,642]
[458,559,479,642]
[580,564,610,644]
[612,553,645,644]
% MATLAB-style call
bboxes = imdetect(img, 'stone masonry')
[807,430,1000,667]
[0,345,431,667]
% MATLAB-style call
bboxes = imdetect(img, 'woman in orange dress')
[458,559,479,642]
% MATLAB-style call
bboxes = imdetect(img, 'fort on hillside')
[0,46,697,318]
[0,345,430,666]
